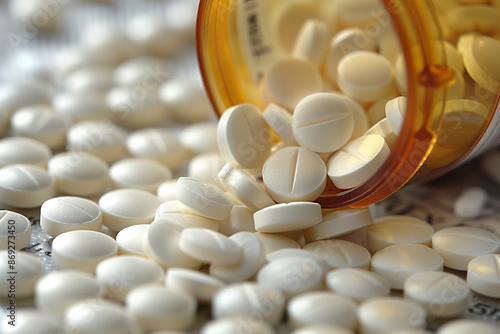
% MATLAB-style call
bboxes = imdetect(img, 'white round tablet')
[109,158,173,193]
[263,103,299,146]
[467,254,500,298]
[292,19,328,67]
[436,319,499,334]
[287,291,357,329]
[40,196,103,238]
[99,188,162,232]
[292,93,354,153]
[303,239,371,270]
[165,268,225,303]
[0,210,31,250]
[371,244,444,290]
[357,297,426,334]
[254,202,322,233]
[212,282,286,325]
[267,248,330,274]
[262,146,327,203]
[218,205,256,236]
[125,285,197,332]
[254,232,301,255]
[0,164,55,208]
[52,230,118,273]
[115,224,149,256]
[96,255,164,302]
[325,268,391,302]
[432,226,500,271]
[404,271,470,318]
[0,136,52,168]
[179,121,219,153]
[200,316,276,334]
[0,250,46,298]
[35,270,105,319]
[187,152,226,189]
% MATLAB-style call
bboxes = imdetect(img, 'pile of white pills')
[1,0,500,333]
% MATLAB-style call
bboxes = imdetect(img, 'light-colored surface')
[187,152,226,189]
[263,103,299,146]
[0,250,45,298]
[254,232,301,255]
[325,268,391,302]
[53,91,111,122]
[453,186,488,219]
[218,205,256,236]
[115,224,149,256]
[0,210,31,250]
[200,316,276,334]
[432,226,500,271]
[385,96,407,136]
[292,20,328,67]
[436,319,500,334]
[290,325,355,334]
[165,268,224,303]
[0,309,64,334]
[329,92,370,141]
[254,202,322,233]
[467,254,500,298]
[179,121,219,154]
[365,118,398,150]
[303,239,371,270]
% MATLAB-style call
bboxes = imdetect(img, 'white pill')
[40,196,102,238]
[81,24,134,65]
[337,51,394,103]
[53,92,112,122]
[143,219,201,269]
[0,250,45,298]
[180,121,219,153]
[47,152,109,197]
[290,325,355,334]
[267,248,329,273]
[113,56,174,88]
[436,319,499,334]
[262,146,327,203]
[109,158,173,193]
[257,256,323,299]
[35,270,105,319]
[367,95,396,126]
[432,226,500,271]
[467,253,500,298]
[303,207,372,242]
[174,177,233,220]
[200,316,276,334]
[287,291,357,329]
[329,92,370,141]
[404,271,470,318]
[292,19,328,67]
[292,93,354,153]
[217,103,273,171]
[65,299,141,334]
[254,232,301,254]
[263,103,299,146]
[165,268,224,303]
[99,188,161,232]
[263,57,323,110]
[0,137,52,168]
[52,230,118,273]
[357,297,427,334]
[0,309,64,334]
[54,47,113,81]
[0,82,51,116]
[219,163,275,211]
[157,179,180,202]
[115,224,149,256]
[0,164,55,209]
[365,118,398,150]
[179,228,241,265]
[326,268,391,302]
[96,255,164,302]
[0,210,31,250]
[187,152,226,188]
[210,231,266,283]
[218,205,256,236]
[254,202,322,233]
[304,239,371,269]
[64,65,114,94]
[212,282,286,325]
[335,0,385,27]
[367,215,434,252]
[66,121,127,164]
[453,186,487,219]
[385,96,407,136]
[324,28,377,85]
[371,244,444,289]
[10,105,71,150]
[327,134,391,189]
[156,200,218,224]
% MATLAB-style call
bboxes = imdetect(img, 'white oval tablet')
[48,152,109,197]
[0,210,31,250]
[327,134,391,189]
[371,244,444,289]
[303,207,372,242]
[0,250,45,298]
[99,188,161,232]
[453,186,487,219]
[96,255,164,302]
[303,239,371,270]
[436,319,499,334]
[287,291,357,329]
[64,65,114,94]
[180,121,219,153]
[254,202,322,233]
[357,297,426,334]
[404,271,470,318]
[109,158,173,193]
[174,177,233,220]
[212,282,286,325]
[432,226,500,271]
[326,268,391,302]
[0,137,52,168]
[156,211,219,233]
[116,224,149,256]
[292,19,328,67]
[467,253,500,298]
[292,93,354,153]
[217,103,273,171]
[179,228,241,266]
[157,179,180,202]
[35,270,105,319]
[0,164,55,208]
[126,285,197,332]
[263,103,299,146]
[165,268,224,303]
[40,196,102,238]
[53,92,111,122]
[0,309,64,334]
[52,230,118,273]
[262,146,327,203]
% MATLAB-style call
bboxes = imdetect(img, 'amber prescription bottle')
[196,0,500,208]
